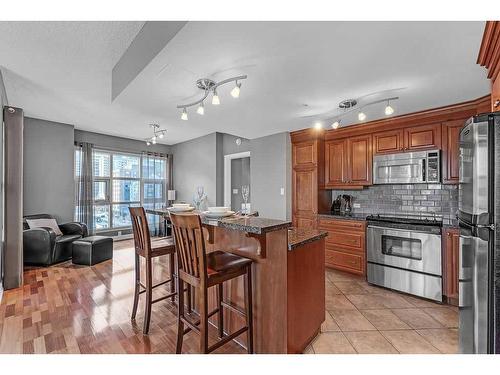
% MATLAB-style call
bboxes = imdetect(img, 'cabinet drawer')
[325,249,364,273]
[326,231,364,250]
[318,218,365,232]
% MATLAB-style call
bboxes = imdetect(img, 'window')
[74,148,167,232]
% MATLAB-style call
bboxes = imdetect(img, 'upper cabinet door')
[293,168,317,214]
[442,119,466,184]
[325,139,347,186]
[347,135,372,185]
[404,123,442,151]
[292,140,317,168]
[373,129,404,155]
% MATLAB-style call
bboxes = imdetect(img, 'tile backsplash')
[332,183,459,225]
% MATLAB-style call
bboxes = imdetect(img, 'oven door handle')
[367,225,438,236]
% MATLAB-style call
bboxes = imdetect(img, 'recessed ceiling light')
[314,122,323,130]
[358,112,366,121]
[331,120,340,129]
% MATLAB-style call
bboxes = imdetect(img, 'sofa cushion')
[26,218,63,236]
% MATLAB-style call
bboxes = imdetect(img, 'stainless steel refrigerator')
[458,112,500,354]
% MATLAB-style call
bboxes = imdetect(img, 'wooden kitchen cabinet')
[478,21,500,112]
[292,140,317,168]
[442,119,465,184]
[348,135,372,185]
[372,124,440,155]
[404,123,442,151]
[291,130,331,229]
[318,218,366,276]
[373,129,404,154]
[325,139,347,186]
[443,228,460,306]
[324,135,372,188]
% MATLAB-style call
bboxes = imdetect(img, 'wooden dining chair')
[170,212,254,354]
[129,207,176,334]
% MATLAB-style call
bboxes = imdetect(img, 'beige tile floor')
[304,268,458,354]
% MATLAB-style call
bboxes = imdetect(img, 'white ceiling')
[0,21,491,145]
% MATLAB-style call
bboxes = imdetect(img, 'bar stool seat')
[206,251,253,286]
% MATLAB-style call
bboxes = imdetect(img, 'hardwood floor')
[0,239,458,354]
[0,239,244,354]
[304,268,459,354]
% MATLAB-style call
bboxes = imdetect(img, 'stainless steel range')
[366,214,443,302]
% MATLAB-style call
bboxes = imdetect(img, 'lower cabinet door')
[325,249,364,275]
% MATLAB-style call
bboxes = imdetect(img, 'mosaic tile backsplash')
[332,183,459,225]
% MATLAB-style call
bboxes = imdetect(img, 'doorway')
[224,151,251,213]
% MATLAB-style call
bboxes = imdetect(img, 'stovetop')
[366,214,443,227]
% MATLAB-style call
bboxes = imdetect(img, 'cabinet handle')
[495,99,500,108]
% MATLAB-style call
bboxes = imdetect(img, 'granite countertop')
[145,208,292,235]
[201,216,292,235]
[317,213,367,221]
[287,228,328,250]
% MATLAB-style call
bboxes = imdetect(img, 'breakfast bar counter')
[146,209,326,353]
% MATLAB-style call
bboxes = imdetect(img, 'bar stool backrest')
[129,207,152,256]
[170,213,207,281]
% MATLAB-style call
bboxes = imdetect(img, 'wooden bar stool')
[170,213,254,354]
[129,207,177,334]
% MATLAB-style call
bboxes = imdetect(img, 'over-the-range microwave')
[372,149,440,184]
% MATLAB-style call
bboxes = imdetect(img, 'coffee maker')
[331,194,353,215]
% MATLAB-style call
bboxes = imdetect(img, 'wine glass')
[241,185,250,215]
[193,186,206,211]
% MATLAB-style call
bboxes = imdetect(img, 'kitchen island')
[147,209,327,353]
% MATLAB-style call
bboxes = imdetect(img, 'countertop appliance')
[373,149,440,184]
[366,213,443,302]
[458,113,500,354]
[331,194,353,215]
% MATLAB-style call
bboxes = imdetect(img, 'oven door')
[367,225,442,276]
[373,153,425,184]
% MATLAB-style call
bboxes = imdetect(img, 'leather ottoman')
[72,236,113,266]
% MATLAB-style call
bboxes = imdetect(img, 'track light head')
[231,81,241,98]
[212,90,220,105]
[181,108,188,120]
[385,102,394,116]
[314,121,323,130]
[197,102,205,115]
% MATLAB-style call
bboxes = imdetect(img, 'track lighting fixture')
[312,96,400,130]
[181,108,188,120]
[144,124,167,146]
[177,75,247,120]
[197,102,205,115]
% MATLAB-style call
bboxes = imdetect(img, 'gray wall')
[74,129,171,154]
[332,183,459,225]
[23,117,75,223]
[231,157,251,211]
[250,132,292,221]
[172,133,218,207]
[170,131,293,221]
